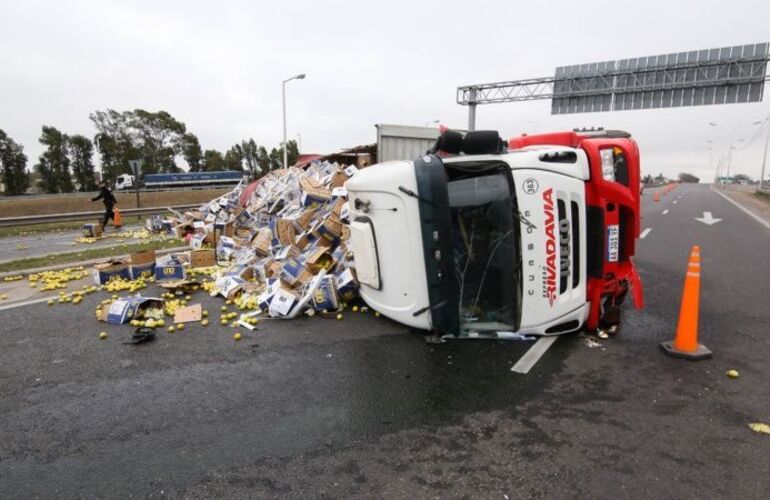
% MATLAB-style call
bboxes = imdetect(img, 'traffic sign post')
[128,160,142,208]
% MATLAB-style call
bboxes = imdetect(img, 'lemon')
[176,323,184,330]
[726,369,740,379]
[352,305,359,312]
[201,318,209,326]
[202,310,209,317]
[336,313,343,320]
[168,325,175,333]
[47,299,54,306]
[221,306,228,312]
[375,311,381,317]
[233,333,242,341]
[99,331,108,339]
[220,319,228,325]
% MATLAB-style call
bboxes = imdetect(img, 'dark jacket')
[92,187,116,209]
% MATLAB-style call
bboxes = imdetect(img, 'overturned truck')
[346,129,644,339]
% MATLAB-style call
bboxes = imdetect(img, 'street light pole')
[759,115,770,191]
[282,73,306,168]
[708,120,761,184]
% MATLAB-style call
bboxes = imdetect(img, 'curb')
[0,246,190,279]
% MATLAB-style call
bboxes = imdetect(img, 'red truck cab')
[509,129,644,331]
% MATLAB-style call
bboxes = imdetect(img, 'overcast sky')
[1,0,769,181]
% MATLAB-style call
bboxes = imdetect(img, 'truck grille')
[556,195,582,294]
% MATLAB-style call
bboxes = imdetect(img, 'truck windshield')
[447,168,522,334]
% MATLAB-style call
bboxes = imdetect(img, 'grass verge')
[0,188,228,217]
[0,238,186,273]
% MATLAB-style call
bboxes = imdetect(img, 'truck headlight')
[600,148,615,181]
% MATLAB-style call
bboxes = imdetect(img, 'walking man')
[91,180,120,231]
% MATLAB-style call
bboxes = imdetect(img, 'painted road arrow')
[695,211,722,226]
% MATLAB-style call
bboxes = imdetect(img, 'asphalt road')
[1,184,769,498]
[0,224,145,263]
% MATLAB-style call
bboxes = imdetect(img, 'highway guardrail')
[0,204,201,228]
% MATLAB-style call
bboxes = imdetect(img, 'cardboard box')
[215,276,245,298]
[305,246,334,273]
[217,235,236,260]
[93,260,130,285]
[154,255,186,281]
[130,250,156,265]
[254,258,274,281]
[274,219,296,246]
[258,279,281,310]
[289,207,317,232]
[129,263,155,280]
[269,287,299,317]
[251,228,273,257]
[312,275,339,311]
[280,257,312,286]
[317,214,343,242]
[224,264,254,281]
[329,171,347,188]
[102,296,164,324]
[335,268,359,301]
[83,222,103,238]
[266,260,283,279]
[331,187,348,198]
[174,303,202,323]
[189,249,216,268]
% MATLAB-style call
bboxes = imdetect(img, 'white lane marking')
[662,209,669,215]
[0,296,53,312]
[640,228,652,239]
[511,336,558,374]
[712,187,770,232]
[695,211,722,226]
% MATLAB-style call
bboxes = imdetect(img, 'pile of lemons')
[101,275,151,293]
[50,285,99,306]
[30,267,89,291]
[3,275,24,282]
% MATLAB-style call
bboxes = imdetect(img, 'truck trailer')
[345,128,643,339]
[115,171,244,190]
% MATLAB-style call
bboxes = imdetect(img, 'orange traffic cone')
[660,245,712,360]
[654,191,660,202]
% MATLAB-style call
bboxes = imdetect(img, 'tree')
[224,146,243,171]
[35,126,73,193]
[268,148,282,170]
[0,129,30,195]
[284,139,300,167]
[90,108,189,178]
[257,146,271,173]
[643,174,653,185]
[234,139,261,179]
[68,135,97,191]
[128,109,186,174]
[202,149,224,171]
[90,110,138,182]
[678,172,700,184]
[181,133,203,172]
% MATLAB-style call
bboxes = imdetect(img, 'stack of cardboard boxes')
[92,161,362,319]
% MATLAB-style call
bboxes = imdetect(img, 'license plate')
[607,225,619,262]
